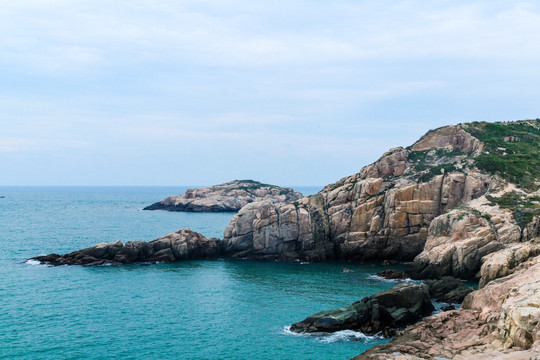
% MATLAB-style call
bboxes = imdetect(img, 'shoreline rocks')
[290,283,434,337]
[143,180,303,212]
[31,229,222,266]
[355,254,540,359]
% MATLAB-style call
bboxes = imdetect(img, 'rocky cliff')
[144,180,303,212]
[224,121,539,270]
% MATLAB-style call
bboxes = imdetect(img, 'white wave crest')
[282,326,383,343]
[367,274,416,283]
[25,259,43,266]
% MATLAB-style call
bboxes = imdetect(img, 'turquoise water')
[0,187,400,360]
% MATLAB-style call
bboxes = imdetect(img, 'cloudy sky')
[1,0,539,186]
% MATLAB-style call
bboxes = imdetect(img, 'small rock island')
[143,180,303,212]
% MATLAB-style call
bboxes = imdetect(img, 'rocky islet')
[143,180,303,212]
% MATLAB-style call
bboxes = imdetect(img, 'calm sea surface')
[0,186,404,360]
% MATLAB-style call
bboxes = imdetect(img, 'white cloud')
[2,1,540,72]
[0,137,91,152]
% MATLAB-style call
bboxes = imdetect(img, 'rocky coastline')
[31,119,540,359]
[143,180,303,212]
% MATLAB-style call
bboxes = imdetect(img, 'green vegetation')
[486,191,540,229]
[481,213,492,222]
[407,147,466,183]
[419,163,459,182]
[466,120,540,191]
[224,180,295,195]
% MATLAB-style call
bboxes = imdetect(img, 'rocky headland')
[143,180,303,212]
[31,229,222,266]
[31,119,540,358]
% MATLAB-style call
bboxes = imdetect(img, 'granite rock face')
[144,180,302,212]
[410,209,502,280]
[31,229,222,266]
[289,282,434,337]
[224,126,492,262]
[479,243,540,288]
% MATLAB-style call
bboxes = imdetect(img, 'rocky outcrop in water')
[143,180,303,212]
[290,282,434,337]
[31,229,222,266]
[355,253,540,359]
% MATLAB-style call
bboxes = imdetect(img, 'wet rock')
[355,255,540,359]
[440,304,456,312]
[289,283,434,337]
[30,229,222,266]
[425,276,474,304]
[375,269,410,280]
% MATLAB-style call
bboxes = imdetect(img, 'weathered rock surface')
[289,283,434,337]
[31,229,222,266]
[222,121,539,273]
[355,255,540,359]
[144,180,302,212]
[425,276,474,304]
[410,209,502,280]
[479,243,540,288]
[224,137,492,262]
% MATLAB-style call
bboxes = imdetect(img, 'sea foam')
[282,326,383,343]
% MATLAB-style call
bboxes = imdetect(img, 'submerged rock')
[31,229,222,266]
[289,283,434,337]
[143,180,302,212]
[375,269,410,280]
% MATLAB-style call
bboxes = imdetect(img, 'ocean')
[0,186,403,360]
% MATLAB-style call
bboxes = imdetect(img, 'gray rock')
[143,180,303,212]
[425,276,474,304]
[289,282,434,337]
[31,229,222,266]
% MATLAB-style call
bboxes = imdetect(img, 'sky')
[1,0,540,186]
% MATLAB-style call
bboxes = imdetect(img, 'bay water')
[0,186,403,360]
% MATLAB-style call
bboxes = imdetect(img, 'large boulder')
[31,229,222,266]
[289,283,434,337]
[479,243,540,288]
[410,209,502,280]
[143,180,302,212]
